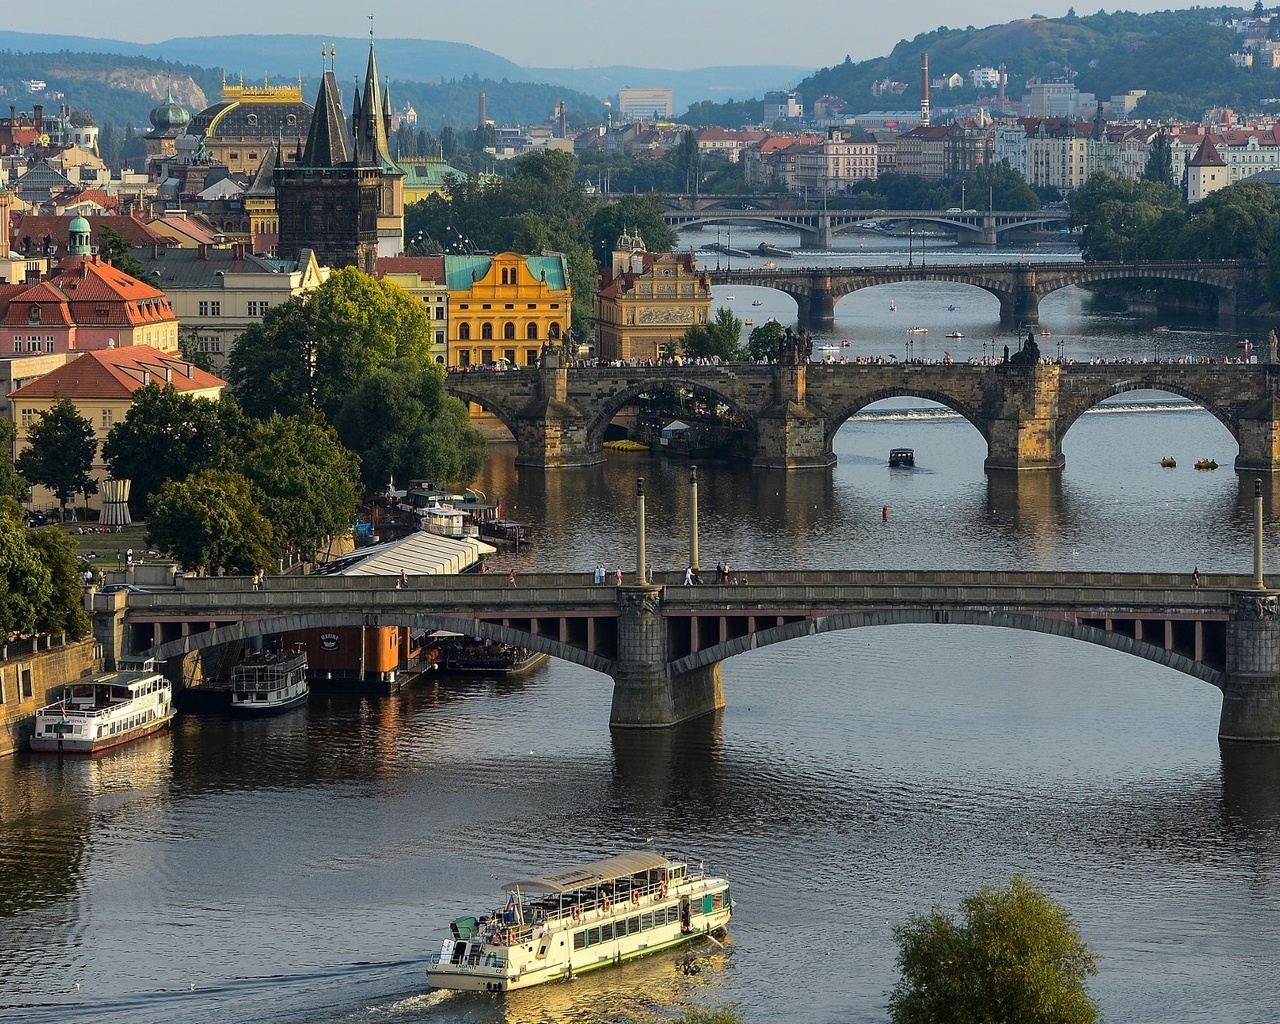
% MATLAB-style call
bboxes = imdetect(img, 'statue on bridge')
[1005,329,1041,369]
[779,326,814,365]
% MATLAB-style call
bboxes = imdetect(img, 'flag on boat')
[504,893,516,921]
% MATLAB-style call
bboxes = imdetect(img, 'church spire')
[354,31,396,170]
[301,47,353,168]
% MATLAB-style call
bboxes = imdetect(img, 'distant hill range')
[0,31,810,129]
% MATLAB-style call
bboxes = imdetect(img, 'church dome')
[149,86,191,134]
[68,215,91,234]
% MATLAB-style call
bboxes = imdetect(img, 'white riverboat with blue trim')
[230,651,308,714]
[426,851,734,992]
[30,658,174,755]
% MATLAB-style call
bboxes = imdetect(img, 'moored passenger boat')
[426,851,734,993]
[231,650,309,714]
[30,659,174,754]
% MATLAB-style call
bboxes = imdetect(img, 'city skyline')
[10,0,1193,72]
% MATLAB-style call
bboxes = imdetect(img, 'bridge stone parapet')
[102,569,1280,739]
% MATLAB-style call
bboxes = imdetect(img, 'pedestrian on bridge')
[1192,566,1201,589]
[614,565,623,586]
[508,569,517,587]
[594,563,605,585]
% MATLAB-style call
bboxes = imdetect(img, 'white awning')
[322,531,495,577]
[502,851,673,894]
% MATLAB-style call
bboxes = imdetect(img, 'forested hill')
[690,6,1274,125]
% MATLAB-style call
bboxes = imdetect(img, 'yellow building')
[594,233,712,363]
[445,253,570,367]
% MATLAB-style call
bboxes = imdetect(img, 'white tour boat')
[30,659,174,755]
[426,851,734,993]
[231,650,309,714]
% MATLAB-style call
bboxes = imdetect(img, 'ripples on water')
[4,234,1280,1023]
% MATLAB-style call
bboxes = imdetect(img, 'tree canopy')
[587,194,679,265]
[889,875,1100,1024]
[103,383,247,516]
[25,526,91,639]
[15,399,98,516]
[146,469,276,575]
[227,268,433,422]
[680,307,743,361]
[334,358,486,494]
[0,500,53,638]
[0,421,29,502]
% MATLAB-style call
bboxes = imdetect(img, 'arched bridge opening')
[443,381,522,442]
[586,377,759,453]
[1055,383,1241,450]
[817,391,990,455]
[665,608,1226,690]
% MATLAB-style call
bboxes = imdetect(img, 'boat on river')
[30,658,174,754]
[1160,456,1177,468]
[231,650,308,715]
[907,326,928,335]
[1195,458,1218,470]
[889,447,915,467]
[426,851,734,993]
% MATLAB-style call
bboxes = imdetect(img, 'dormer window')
[28,304,41,324]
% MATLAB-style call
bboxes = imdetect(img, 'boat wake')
[365,987,455,1016]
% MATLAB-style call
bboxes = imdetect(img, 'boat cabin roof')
[502,851,673,894]
[889,447,915,456]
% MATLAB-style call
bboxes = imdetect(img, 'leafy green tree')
[15,399,98,519]
[103,384,247,516]
[0,420,29,502]
[25,526,91,639]
[238,415,362,559]
[146,470,276,575]
[227,268,432,421]
[588,194,679,265]
[335,358,487,494]
[177,330,216,372]
[680,307,743,361]
[745,319,786,362]
[0,499,52,637]
[1068,173,1182,261]
[889,875,1100,1024]
[1143,128,1176,188]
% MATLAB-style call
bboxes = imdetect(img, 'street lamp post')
[1154,337,1161,365]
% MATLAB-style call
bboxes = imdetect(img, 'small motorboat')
[1195,458,1218,470]
[889,448,915,467]
[725,294,735,300]
[889,302,897,312]
[744,319,755,326]
[947,304,958,312]
[1160,456,1177,468]
[1039,328,1052,336]
[945,331,964,339]
[842,339,852,346]
[907,326,928,335]
[818,343,840,354]
[751,299,763,306]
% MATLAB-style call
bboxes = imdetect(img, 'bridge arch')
[442,380,524,440]
[1055,380,1241,444]
[816,389,989,452]
[667,608,1223,690]
[141,611,614,676]
[584,375,758,447]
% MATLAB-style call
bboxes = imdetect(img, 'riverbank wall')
[0,638,102,757]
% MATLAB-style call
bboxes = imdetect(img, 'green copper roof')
[403,159,465,187]
[444,254,567,291]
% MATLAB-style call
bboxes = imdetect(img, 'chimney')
[197,243,208,260]
[920,53,931,127]
[999,64,1007,103]
[478,91,487,128]
[557,99,567,139]
[33,104,43,130]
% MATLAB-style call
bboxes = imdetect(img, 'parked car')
[99,583,150,595]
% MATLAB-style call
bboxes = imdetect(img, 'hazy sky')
[15,1,1191,70]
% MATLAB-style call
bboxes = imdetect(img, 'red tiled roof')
[1189,137,1227,167]
[9,214,174,254]
[377,256,446,282]
[0,281,73,326]
[8,345,226,401]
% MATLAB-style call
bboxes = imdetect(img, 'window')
[210,302,221,316]
[247,301,259,316]
[28,305,41,324]
[548,323,561,339]
[481,349,493,364]
[13,341,20,353]
[481,322,493,340]
[101,408,113,429]
[526,323,539,341]
[20,666,32,699]
[458,323,471,341]
[435,306,444,320]
[45,339,54,352]
[198,301,209,316]
[503,322,515,340]
[435,330,445,344]
[504,303,514,310]
[21,409,34,428]
[503,348,516,364]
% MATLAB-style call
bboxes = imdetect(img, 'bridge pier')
[983,364,1065,473]
[512,340,605,468]
[1235,397,1280,473]
[998,267,1041,325]
[609,587,724,728]
[802,274,836,323]
[753,360,835,470]
[1220,592,1280,742]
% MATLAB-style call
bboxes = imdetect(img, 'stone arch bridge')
[708,259,1266,324]
[446,354,1280,472]
[92,570,1280,742]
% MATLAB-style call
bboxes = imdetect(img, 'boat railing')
[427,950,507,970]
[521,870,704,925]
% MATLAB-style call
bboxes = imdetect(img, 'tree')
[25,526,91,639]
[146,470,276,575]
[238,415,362,559]
[889,875,1100,1024]
[1143,128,1176,188]
[0,499,52,637]
[587,194,679,266]
[744,319,786,362]
[0,420,29,502]
[103,384,248,516]
[335,358,487,494]
[16,399,98,519]
[96,225,146,280]
[177,330,216,372]
[227,268,433,422]
[680,307,743,361]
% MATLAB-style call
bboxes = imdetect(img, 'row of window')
[14,335,55,353]
[457,322,552,341]
[572,905,682,949]
[455,349,539,367]
[459,303,561,311]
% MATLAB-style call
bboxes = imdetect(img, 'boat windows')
[600,923,613,942]
[573,931,586,951]
[626,915,641,935]
[640,912,653,930]
[587,927,600,947]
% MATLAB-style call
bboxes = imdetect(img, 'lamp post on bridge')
[689,467,700,575]
[1153,337,1161,365]
[636,477,647,585]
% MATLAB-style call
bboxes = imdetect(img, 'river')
[2,232,1278,1024]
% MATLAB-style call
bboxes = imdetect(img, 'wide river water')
[2,231,1279,1024]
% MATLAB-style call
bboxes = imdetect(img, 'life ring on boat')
[661,882,669,899]
[631,891,640,906]
[602,897,612,912]
[572,907,581,922]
